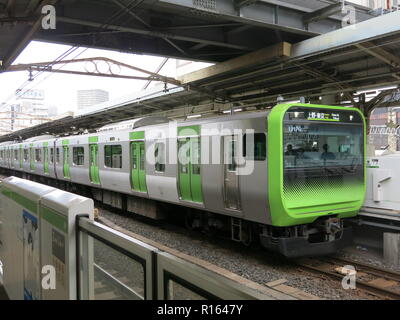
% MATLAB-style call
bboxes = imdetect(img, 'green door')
[43,147,49,174]
[63,146,70,178]
[130,141,147,192]
[89,144,100,184]
[178,138,191,201]
[178,136,203,203]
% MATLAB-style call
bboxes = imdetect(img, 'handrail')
[76,216,288,300]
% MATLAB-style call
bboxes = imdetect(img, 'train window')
[154,142,165,172]
[23,149,28,161]
[35,148,42,162]
[73,147,85,166]
[140,144,145,170]
[178,138,189,174]
[56,148,60,163]
[104,145,122,168]
[50,148,54,164]
[14,150,18,160]
[228,140,236,171]
[242,133,266,161]
[192,138,201,175]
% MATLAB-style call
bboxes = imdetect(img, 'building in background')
[350,0,398,10]
[369,105,400,152]
[77,89,109,110]
[0,89,50,135]
[47,105,59,117]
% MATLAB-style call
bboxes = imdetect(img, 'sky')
[0,41,209,115]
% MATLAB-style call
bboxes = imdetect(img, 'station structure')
[0,0,400,300]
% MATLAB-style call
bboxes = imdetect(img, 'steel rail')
[297,257,400,300]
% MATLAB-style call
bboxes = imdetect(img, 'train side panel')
[69,135,91,186]
[98,132,131,195]
[145,124,180,204]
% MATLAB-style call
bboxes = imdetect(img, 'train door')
[11,147,15,169]
[130,141,147,192]
[177,130,203,203]
[30,145,35,171]
[223,135,240,210]
[63,145,70,178]
[43,146,49,174]
[19,145,23,169]
[89,144,100,184]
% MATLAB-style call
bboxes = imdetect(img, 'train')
[0,103,366,257]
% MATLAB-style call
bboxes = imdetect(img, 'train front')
[262,103,366,258]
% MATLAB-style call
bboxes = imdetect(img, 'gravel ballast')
[97,207,383,300]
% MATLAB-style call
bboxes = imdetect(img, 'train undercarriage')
[0,168,353,258]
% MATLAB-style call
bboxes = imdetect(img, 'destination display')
[284,107,363,123]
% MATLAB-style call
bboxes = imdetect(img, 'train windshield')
[283,107,364,178]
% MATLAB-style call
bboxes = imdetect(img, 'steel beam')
[179,42,291,84]
[355,42,400,80]
[5,0,16,17]
[111,0,187,55]
[56,16,252,51]
[292,62,355,103]
[234,0,259,8]
[303,3,343,24]
[2,0,58,69]
[291,10,400,59]
[158,0,374,36]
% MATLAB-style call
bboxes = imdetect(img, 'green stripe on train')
[130,131,144,140]
[89,136,99,143]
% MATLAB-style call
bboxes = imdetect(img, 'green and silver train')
[0,103,366,257]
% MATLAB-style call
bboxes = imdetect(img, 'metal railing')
[76,217,278,300]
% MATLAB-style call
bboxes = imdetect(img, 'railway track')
[297,257,400,299]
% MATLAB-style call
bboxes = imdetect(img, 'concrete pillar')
[383,232,400,267]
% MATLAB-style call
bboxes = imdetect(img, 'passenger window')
[50,148,54,164]
[228,140,236,172]
[73,147,85,166]
[24,149,28,161]
[242,133,266,161]
[35,148,42,162]
[14,150,18,160]
[154,142,165,172]
[140,144,145,170]
[56,148,60,164]
[104,145,122,168]
[192,138,200,175]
